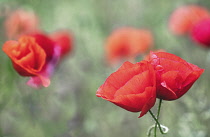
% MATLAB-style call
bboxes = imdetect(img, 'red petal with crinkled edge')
[150,51,189,64]
[149,51,204,100]
[110,87,156,118]
[96,60,156,117]
[139,87,156,117]
[157,71,182,100]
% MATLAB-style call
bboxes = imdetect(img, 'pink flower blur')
[191,18,210,47]
[169,5,210,35]
[4,9,39,39]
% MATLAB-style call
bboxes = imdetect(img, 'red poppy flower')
[2,31,67,88]
[191,18,210,47]
[105,27,153,64]
[169,5,210,35]
[2,36,50,87]
[4,9,39,39]
[50,30,73,57]
[26,32,61,88]
[96,61,156,117]
[147,52,204,100]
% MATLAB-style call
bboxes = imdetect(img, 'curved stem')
[147,125,155,137]
[149,110,165,135]
[154,99,162,136]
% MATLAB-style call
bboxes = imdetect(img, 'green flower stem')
[154,99,162,136]
[147,99,168,136]
[148,110,165,136]
[157,99,162,119]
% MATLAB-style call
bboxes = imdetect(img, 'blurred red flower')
[50,30,73,58]
[3,31,73,88]
[147,51,204,100]
[105,27,153,64]
[96,61,156,117]
[2,36,50,87]
[169,5,210,35]
[191,18,210,47]
[4,9,39,39]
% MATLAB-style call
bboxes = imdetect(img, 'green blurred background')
[0,0,210,137]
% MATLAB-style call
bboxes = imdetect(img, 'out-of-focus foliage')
[0,0,209,137]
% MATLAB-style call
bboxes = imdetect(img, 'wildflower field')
[0,0,210,137]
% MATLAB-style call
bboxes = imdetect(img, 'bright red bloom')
[2,36,50,87]
[50,30,73,57]
[4,9,39,39]
[105,27,153,64]
[96,61,156,117]
[169,5,210,35]
[191,18,210,47]
[147,52,204,100]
